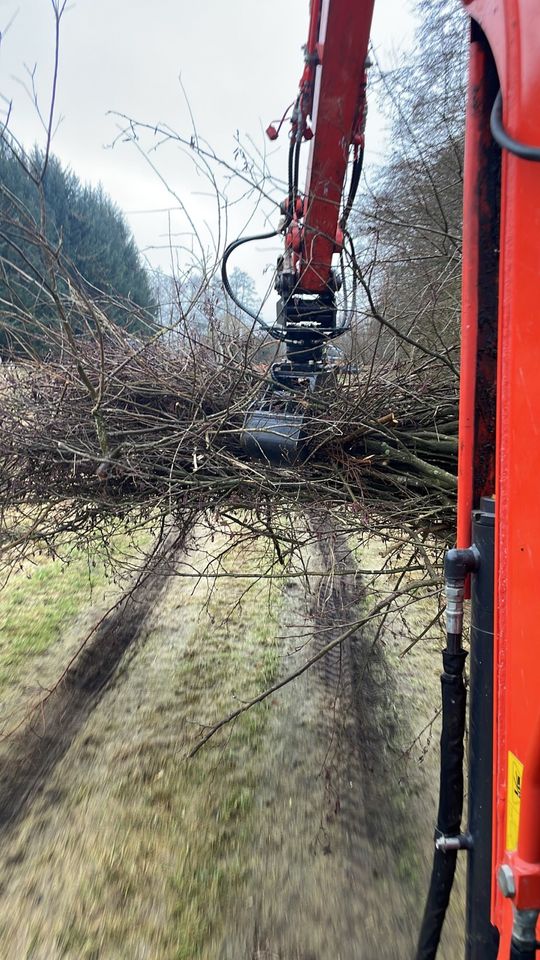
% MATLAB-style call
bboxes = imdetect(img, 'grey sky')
[0,1,414,304]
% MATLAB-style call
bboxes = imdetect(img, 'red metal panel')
[458,40,482,551]
[299,0,375,292]
[463,1,540,954]
[458,35,499,552]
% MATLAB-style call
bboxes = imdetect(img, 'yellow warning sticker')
[506,751,524,851]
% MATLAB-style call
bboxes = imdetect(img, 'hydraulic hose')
[510,941,539,960]
[416,646,468,959]
[340,147,364,231]
[221,140,297,337]
[509,910,540,960]
[221,231,285,338]
[416,547,477,960]
[490,90,540,162]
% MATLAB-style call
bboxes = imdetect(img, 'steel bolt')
[498,864,516,899]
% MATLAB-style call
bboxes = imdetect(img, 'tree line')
[0,143,155,354]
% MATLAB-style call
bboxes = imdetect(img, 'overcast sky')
[0,0,415,305]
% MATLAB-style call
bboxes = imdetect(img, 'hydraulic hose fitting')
[445,578,466,638]
[509,908,540,960]
[444,547,479,648]
[435,832,473,853]
[444,547,479,582]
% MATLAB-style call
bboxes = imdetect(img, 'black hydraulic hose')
[221,232,286,339]
[490,90,540,162]
[292,138,301,202]
[287,138,296,220]
[416,646,468,960]
[510,940,540,960]
[340,147,364,230]
[222,228,349,343]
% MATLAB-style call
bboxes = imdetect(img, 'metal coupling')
[435,832,473,853]
[445,578,465,636]
[443,544,478,637]
[512,907,540,947]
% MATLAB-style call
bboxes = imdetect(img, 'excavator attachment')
[241,292,339,464]
[242,397,308,465]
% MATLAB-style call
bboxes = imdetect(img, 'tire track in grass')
[0,534,285,960]
[224,532,377,960]
[0,545,174,833]
[237,526,437,960]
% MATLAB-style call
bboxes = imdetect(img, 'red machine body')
[458,1,540,955]
[279,0,540,956]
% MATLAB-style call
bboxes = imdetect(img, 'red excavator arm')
[277,0,373,294]
[223,0,375,464]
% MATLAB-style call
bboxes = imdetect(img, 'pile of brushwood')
[0,324,458,572]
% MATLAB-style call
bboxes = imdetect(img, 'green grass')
[162,578,283,959]
[0,561,98,665]
[0,531,151,692]
[0,530,285,959]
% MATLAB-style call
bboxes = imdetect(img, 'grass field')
[0,532,286,959]
[0,526,462,960]
[0,523,155,689]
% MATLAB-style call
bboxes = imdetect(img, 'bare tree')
[350,0,467,370]
[0,0,465,748]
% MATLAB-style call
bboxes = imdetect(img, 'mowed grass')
[74,559,282,960]
[0,535,284,960]
[0,531,150,692]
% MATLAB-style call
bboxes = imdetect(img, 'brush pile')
[0,328,458,569]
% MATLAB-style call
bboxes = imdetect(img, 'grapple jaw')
[242,402,308,465]
[241,289,341,465]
